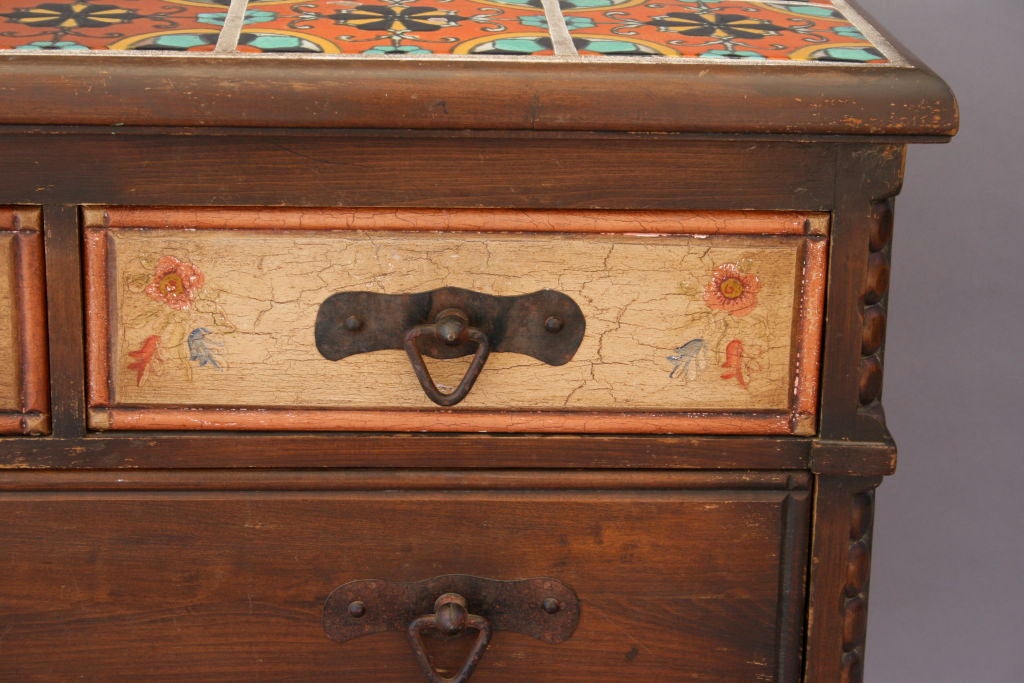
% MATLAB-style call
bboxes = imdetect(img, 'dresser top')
[0,0,957,135]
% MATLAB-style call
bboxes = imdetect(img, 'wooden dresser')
[0,0,956,680]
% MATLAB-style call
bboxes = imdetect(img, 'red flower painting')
[703,263,760,316]
[144,256,204,311]
[127,335,162,386]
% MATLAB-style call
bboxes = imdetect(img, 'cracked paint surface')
[0,234,18,409]
[108,229,806,411]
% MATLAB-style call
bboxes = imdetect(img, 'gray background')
[853,1,1023,681]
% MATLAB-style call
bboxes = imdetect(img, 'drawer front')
[86,207,826,434]
[0,207,47,434]
[0,473,809,682]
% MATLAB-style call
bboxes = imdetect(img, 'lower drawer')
[0,475,809,681]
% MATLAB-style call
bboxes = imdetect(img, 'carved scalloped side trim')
[839,488,874,682]
[858,198,893,426]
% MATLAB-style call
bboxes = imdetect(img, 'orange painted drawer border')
[84,207,826,435]
[0,207,49,435]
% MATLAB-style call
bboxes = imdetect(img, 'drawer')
[0,207,47,435]
[85,207,826,434]
[0,471,809,681]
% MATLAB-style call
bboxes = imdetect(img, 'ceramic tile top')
[560,0,886,62]
[235,0,554,55]
[0,0,898,62]
[0,0,227,50]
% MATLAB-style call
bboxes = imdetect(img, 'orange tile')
[560,0,887,62]
[235,0,555,55]
[0,0,227,51]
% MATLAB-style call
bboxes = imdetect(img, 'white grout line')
[540,0,579,58]
[215,0,250,52]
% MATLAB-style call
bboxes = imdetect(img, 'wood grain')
[0,433,813,470]
[0,135,838,211]
[88,223,825,432]
[0,469,810,491]
[0,488,808,682]
[0,207,49,434]
[43,205,82,437]
[805,476,882,683]
[0,54,958,136]
[818,146,904,440]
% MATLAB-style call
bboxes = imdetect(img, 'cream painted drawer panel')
[85,207,826,434]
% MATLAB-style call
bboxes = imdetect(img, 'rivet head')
[541,597,560,614]
[344,315,364,332]
[544,316,564,333]
[348,601,366,618]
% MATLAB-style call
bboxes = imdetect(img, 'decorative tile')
[232,0,555,55]
[0,0,892,62]
[0,0,227,50]
[560,0,887,62]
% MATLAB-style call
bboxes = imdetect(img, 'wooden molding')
[805,475,882,682]
[97,206,827,236]
[792,237,828,434]
[0,55,958,137]
[89,407,797,435]
[0,468,811,492]
[0,207,49,434]
[0,433,812,470]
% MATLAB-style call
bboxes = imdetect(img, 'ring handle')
[404,308,491,406]
[407,593,493,683]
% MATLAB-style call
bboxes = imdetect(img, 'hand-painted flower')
[127,335,161,386]
[144,256,204,311]
[703,263,760,316]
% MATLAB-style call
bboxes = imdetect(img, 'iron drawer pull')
[404,308,491,407]
[315,286,586,407]
[323,574,580,682]
[407,593,492,683]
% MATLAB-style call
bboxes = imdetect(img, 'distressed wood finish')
[0,207,49,435]
[0,433,815,470]
[85,209,826,434]
[0,134,838,210]
[805,476,882,683]
[0,479,809,682]
[818,146,905,441]
[0,55,957,136]
[0,9,958,679]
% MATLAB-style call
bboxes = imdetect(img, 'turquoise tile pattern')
[0,0,892,61]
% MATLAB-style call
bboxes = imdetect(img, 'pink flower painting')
[144,256,204,311]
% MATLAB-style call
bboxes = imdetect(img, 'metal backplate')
[315,287,585,366]
[322,575,580,645]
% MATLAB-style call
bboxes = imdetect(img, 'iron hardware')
[323,574,580,683]
[315,287,585,406]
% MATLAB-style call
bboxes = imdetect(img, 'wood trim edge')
[89,407,797,434]
[810,439,896,477]
[792,236,829,434]
[83,227,111,408]
[99,207,823,236]
[0,57,959,136]
[15,229,49,421]
[804,475,883,683]
[0,468,812,491]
